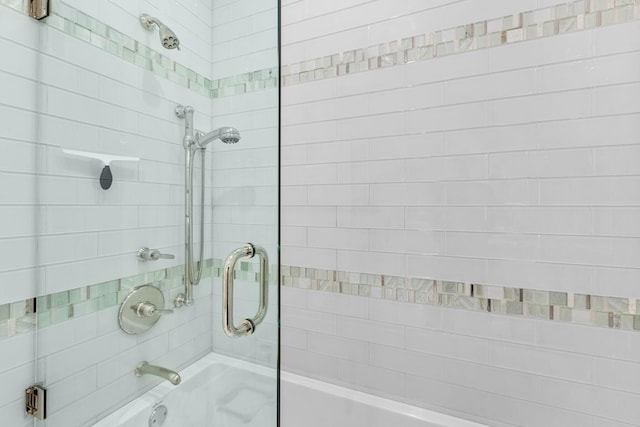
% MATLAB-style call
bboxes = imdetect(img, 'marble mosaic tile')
[280,0,640,87]
[0,257,277,339]
[281,266,640,333]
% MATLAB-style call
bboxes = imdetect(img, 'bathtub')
[281,372,487,427]
[93,353,277,427]
[95,353,485,427]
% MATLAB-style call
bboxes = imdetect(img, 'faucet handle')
[137,247,175,262]
[133,302,174,317]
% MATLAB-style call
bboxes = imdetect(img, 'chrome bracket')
[29,0,49,20]
[222,243,269,337]
[25,384,46,420]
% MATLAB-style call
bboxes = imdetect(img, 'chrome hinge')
[29,0,49,20]
[25,384,47,420]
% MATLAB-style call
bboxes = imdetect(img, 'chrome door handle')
[137,247,176,262]
[222,243,269,337]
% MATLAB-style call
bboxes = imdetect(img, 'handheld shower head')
[195,127,241,148]
[140,14,180,50]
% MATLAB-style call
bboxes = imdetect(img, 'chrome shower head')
[140,14,180,50]
[195,127,241,148]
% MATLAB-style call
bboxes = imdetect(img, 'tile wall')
[280,0,640,425]
[0,0,278,426]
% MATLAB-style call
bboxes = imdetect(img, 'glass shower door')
[0,2,41,426]
[25,0,279,426]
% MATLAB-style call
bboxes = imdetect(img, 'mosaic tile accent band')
[0,0,278,99]
[0,258,278,339]
[281,266,640,332]
[281,0,640,86]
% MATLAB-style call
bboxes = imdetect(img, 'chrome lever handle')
[137,247,175,262]
[133,302,174,317]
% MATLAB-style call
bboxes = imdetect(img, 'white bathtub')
[94,353,485,427]
[94,353,277,427]
[281,372,487,427]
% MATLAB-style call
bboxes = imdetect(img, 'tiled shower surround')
[280,0,640,425]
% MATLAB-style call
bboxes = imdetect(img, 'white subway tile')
[308,184,370,205]
[594,145,640,177]
[407,254,488,284]
[337,160,405,184]
[407,154,488,182]
[338,359,405,399]
[539,235,640,268]
[487,259,596,294]
[308,332,369,363]
[370,133,445,161]
[442,308,537,345]
[486,207,592,235]
[372,83,445,114]
[337,250,406,277]
[307,139,371,164]
[489,90,591,126]
[282,206,336,227]
[281,306,337,335]
[281,246,337,270]
[446,231,538,261]
[406,102,488,133]
[489,341,593,383]
[281,346,339,380]
[490,395,595,427]
[369,298,442,329]
[446,358,539,401]
[281,226,307,247]
[370,183,447,206]
[447,68,536,104]
[406,375,491,418]
[446,179,538,206]
[405,50,490,86]
[593,20,640,56]
[0,362,33,408]
[336,113,404,140]
[337,206,405,229]
[445,124,537,155]
[281,326,307,350]
[538,377,640,424]
[406,326,489,363]
[307,290,369,319]
[308,227,370,251]
[337,316,404,348]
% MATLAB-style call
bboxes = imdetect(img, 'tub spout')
[135,361,181,385]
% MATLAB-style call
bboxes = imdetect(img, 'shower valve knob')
[137,247,175,262]
[133,302,174,317]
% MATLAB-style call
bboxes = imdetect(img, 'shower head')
[195,127,241,148]
[140,14,180,50]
